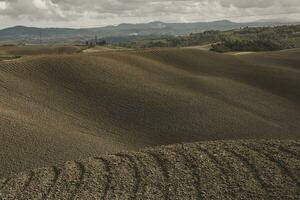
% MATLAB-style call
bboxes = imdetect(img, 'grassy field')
[0,45,299,199]
[0,140,299,199]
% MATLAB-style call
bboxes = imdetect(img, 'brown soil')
[0,47,299,180]
[0,140,299,199]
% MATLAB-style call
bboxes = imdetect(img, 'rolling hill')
[0,140,299,199]
[0,47,299,179]
[0,20,295,44]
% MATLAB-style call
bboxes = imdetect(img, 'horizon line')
[1,19,300,30]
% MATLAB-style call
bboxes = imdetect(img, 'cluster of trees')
[116,31,221,48]
[167,30,221,47]
[210,25,300,52]
[85,39,107,47]
[115,24,300,52]
[211,38,283,52]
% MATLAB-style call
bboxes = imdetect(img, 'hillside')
[0,140,299,199]
[0,20,294,44]
[0,45,83,56]
[118,24,300,51]
[0,45,85,61]
[0,47,299,178]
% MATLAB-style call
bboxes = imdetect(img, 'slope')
[0,140,299,199]
[0,48,299,177]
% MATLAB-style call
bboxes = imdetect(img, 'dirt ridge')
[0,140,299,200]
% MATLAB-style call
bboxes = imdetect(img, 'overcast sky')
[0,0,299,28]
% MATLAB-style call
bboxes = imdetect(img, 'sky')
[0,0,299,28]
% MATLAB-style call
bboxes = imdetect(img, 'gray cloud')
[0,0,299,28]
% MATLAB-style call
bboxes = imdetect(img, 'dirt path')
[183,44,212,51]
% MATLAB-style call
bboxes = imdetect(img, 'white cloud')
[0,1,7,9]
[33,0,47,9]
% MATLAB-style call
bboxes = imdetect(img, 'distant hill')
[0,20,297,44]
[116,24,300,51]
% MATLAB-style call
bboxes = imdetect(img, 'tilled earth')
[0,47,300,199]
[0,140,299,200]
[0,48,299,178]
